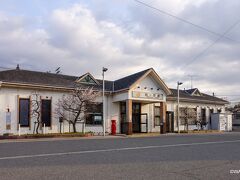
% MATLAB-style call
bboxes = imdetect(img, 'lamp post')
[177,81,183,134]
[102,67,108,136]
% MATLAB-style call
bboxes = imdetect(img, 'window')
[86,103,103,125]
[154,106,161,126]
[120,102,126,122]
[79,75,97,85]
[201,108,206,125]
[86,113,103,125]
[41,99,52,127]
[19,98,30,127]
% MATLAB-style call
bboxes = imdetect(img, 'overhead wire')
[134,0,239,43]
[182,19,240,69]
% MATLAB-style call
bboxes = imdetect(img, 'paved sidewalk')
[0,131,237,143]
[0,134,125,143]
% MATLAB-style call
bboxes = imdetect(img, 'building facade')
[0,67,228,135]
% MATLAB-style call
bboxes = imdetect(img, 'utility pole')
[187,75,197,89]
[102,67,108,136]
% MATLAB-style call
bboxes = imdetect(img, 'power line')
[182,19,240,69]
[134,0,240,70]
[134,0,238,43]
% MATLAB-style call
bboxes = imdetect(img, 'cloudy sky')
[0,0,239,102]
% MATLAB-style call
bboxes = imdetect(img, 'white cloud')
[0,1,239,101]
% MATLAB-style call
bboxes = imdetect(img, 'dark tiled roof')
[185,88,197,95]
[0,69,229,105]
[96,79,114,92]
[167,88,228,105]
[0,69,77,88]
[113,68,151,91]
[0,68,152,92]
[0,69,115,91]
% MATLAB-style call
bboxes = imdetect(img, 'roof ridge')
[114,68,151,82]
[0,68,80,79]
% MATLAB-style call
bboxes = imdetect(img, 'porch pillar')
[126,99,133,135]
[160,102,167,133]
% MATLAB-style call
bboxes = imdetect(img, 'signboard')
[132,91,164,100]
[6,112,11,130]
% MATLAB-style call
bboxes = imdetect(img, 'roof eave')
[167,97,228,105]
[1,82,73,92]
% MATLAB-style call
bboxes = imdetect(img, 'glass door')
[132,103,141,133]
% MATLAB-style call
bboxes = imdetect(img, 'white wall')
[167,100,226,131]
[130,75,167,102]
[0,87,120,135]
[0,88,65,135]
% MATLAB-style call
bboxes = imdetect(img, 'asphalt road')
[1,133,240,180]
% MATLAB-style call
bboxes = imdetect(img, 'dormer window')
[76,73,99,85]
[81,75,96,84]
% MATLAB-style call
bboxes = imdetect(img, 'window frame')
[85,102,103,126]
[18,98,30,127]
[86,113,103,125]
[154,106,161,127]
[41,99,52,127]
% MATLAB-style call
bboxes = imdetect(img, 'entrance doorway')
[166,111,174,133]
[132,103,141,133]
[120,102,148,134]
[132,103,148,133]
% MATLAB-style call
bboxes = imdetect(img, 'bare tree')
[196,113,207,130]
[180,107,189,131]
[31,92,41,134]
[180,107,197,131]
[56,86,100,133]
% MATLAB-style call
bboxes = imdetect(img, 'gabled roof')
[113,69,151,91]
[113,68,172,95]
[167,88,229,105]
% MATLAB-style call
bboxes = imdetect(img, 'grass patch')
[0,132,94,139]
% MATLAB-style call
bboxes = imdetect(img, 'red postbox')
[111,120,116,135]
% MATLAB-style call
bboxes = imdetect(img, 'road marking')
[0,139,240,161]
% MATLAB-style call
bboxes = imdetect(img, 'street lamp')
[177,81,183,134]
[102,67,108,136]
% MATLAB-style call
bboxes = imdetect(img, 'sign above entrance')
[132,91,164,100]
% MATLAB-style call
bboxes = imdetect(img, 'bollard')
[18,124,21,136]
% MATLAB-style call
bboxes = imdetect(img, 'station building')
[0,67,228,135]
